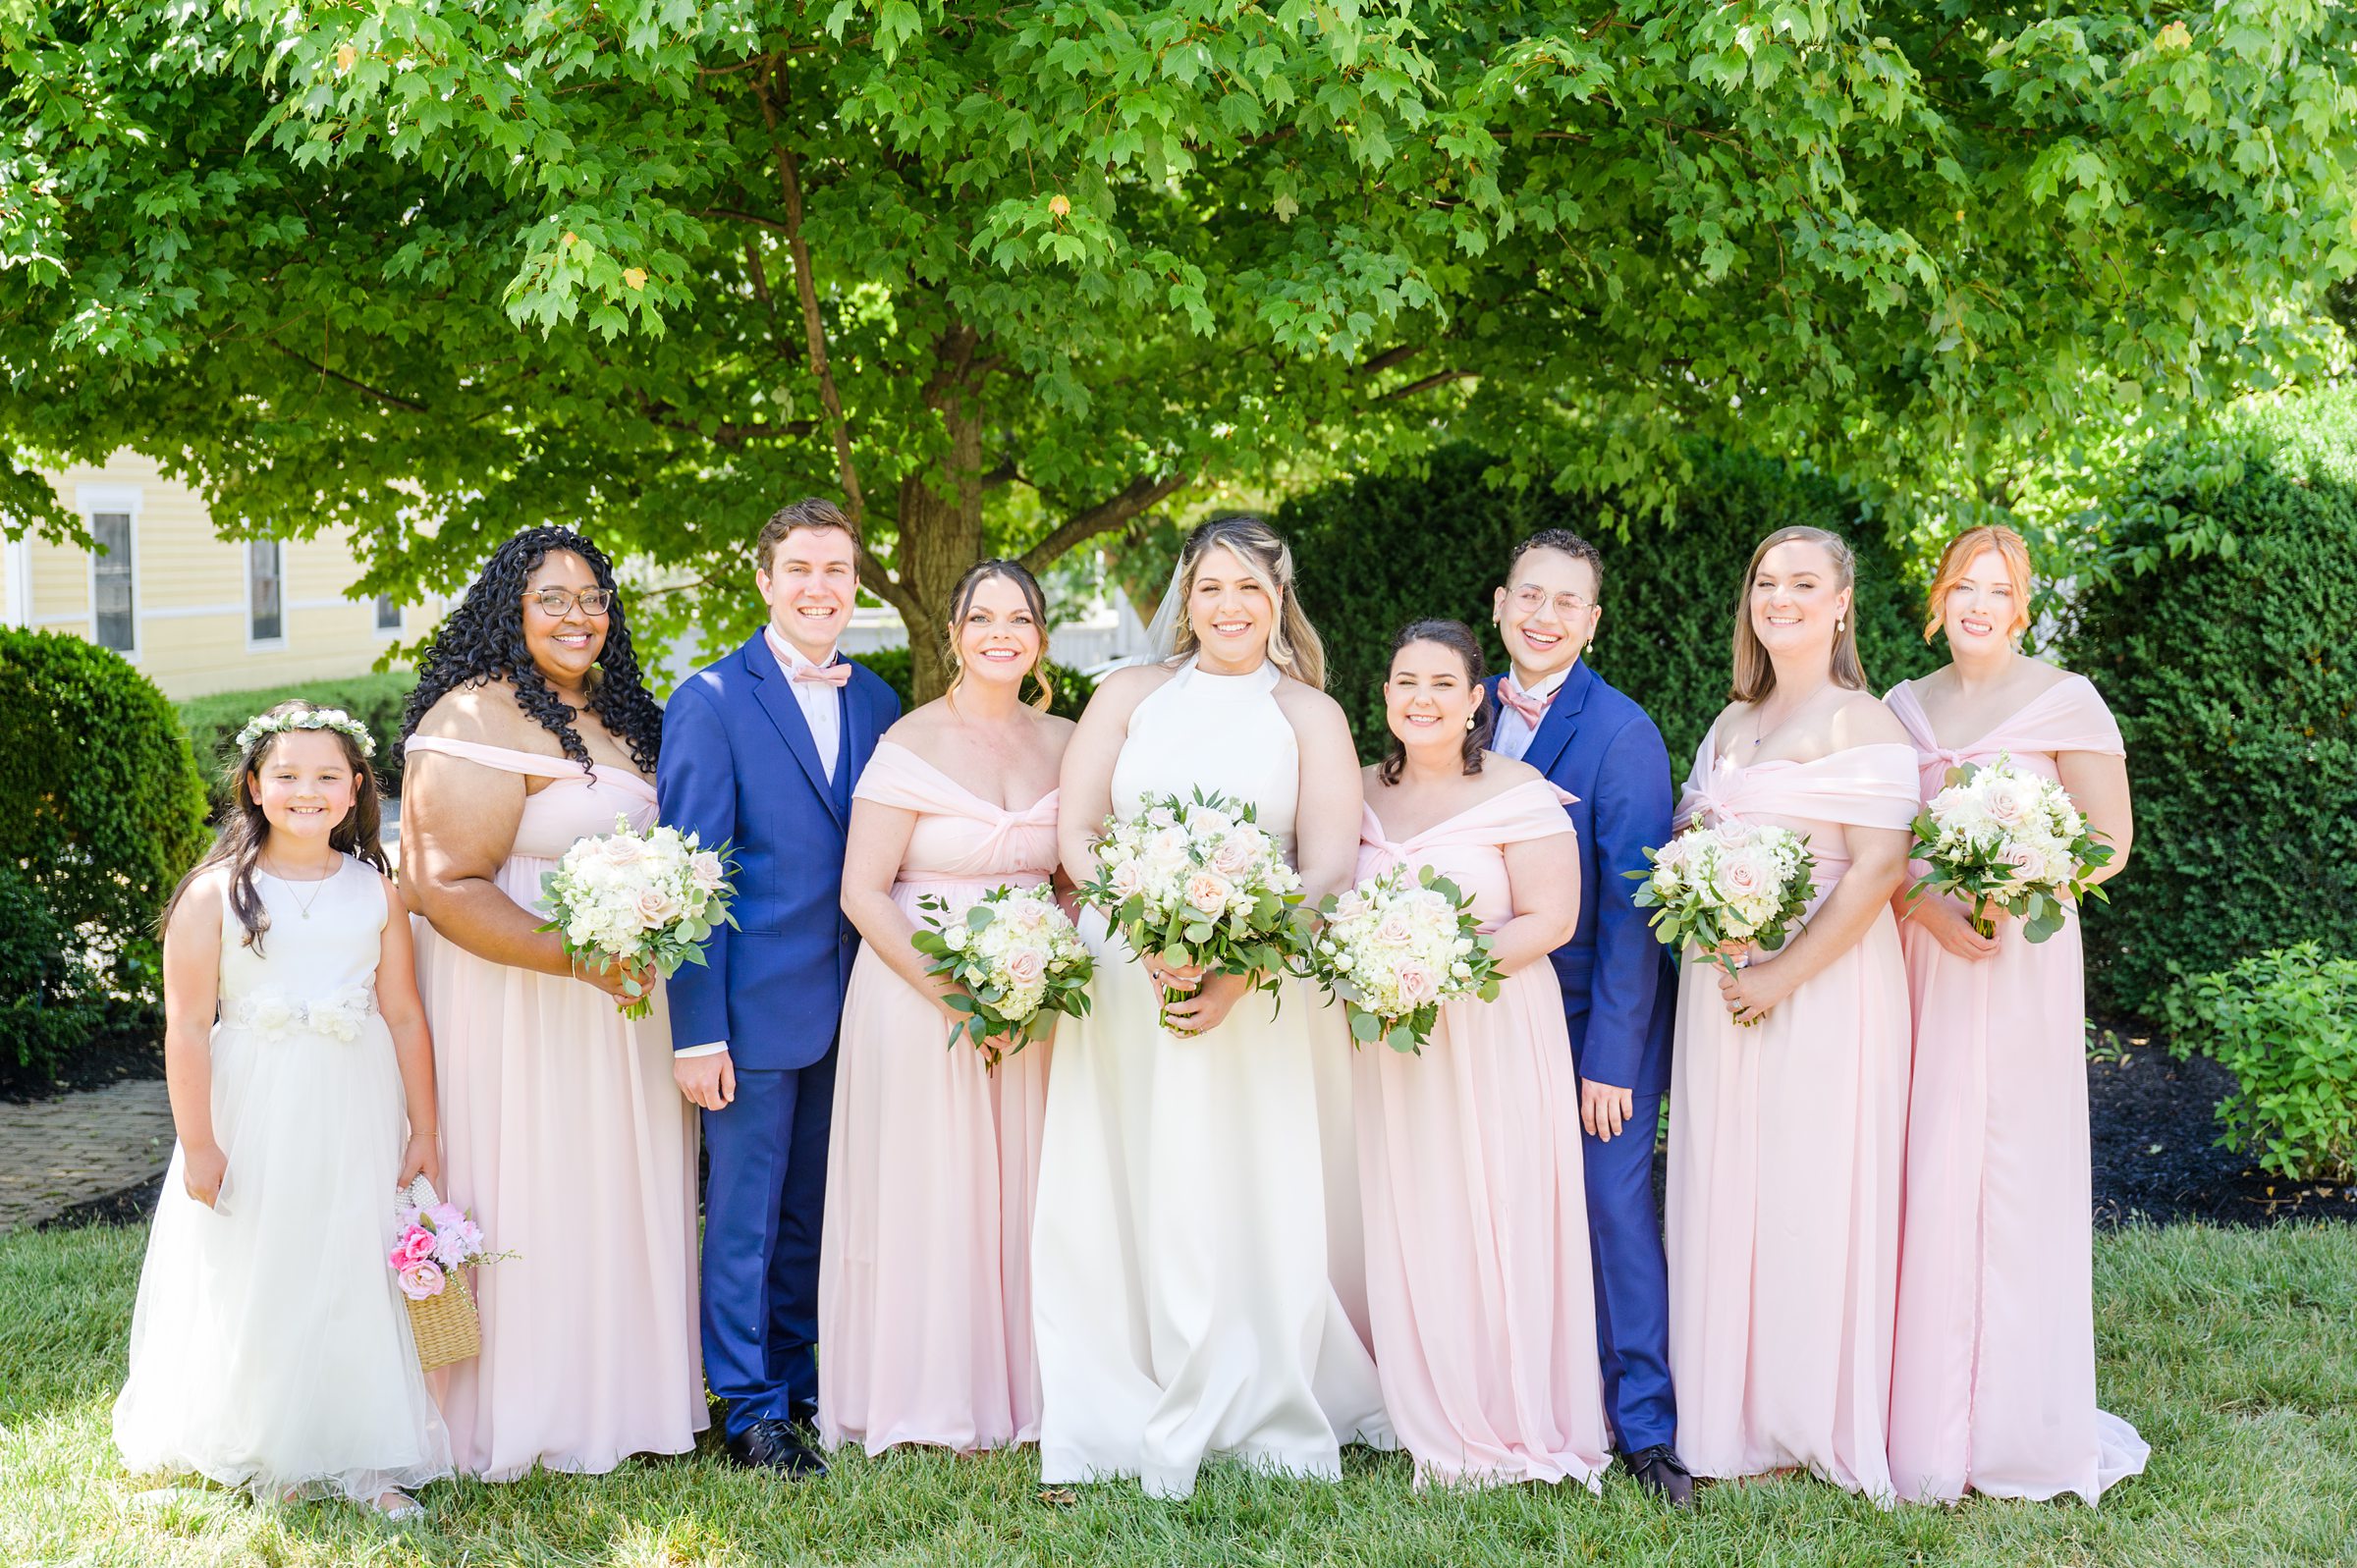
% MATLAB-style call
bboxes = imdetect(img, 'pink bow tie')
[1497,677,1552,729]
[793,661,851,688]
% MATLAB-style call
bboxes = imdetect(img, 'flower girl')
[114,702,453,1518]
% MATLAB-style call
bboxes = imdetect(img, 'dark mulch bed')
[33,1022,2354,1233]
[0,1027,165,1106]
[2085,1020,2356,1228]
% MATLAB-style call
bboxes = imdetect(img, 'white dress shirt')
[1491,661,1575,763]
[677,626,845,1061]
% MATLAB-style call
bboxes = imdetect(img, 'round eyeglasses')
[523,587,614,617]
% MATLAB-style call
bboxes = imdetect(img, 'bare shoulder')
[1359,762,1387,793]
[1701,698,1748,753]
[166,864,229,934]
[1831,689,1912,748]
[882,699,953,744]
[1271,676,1348,731]
[413,679,547,751]
[1028,709,1080,751]
[1086,662,1178,719]
[2018,656,2078,694]
[1473,752,1546,791]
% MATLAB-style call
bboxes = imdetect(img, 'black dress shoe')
[1621,1444,1695,1507]
[787,1398,820,1433]
[724,1418,831,1479]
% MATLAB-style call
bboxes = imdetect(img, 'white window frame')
[78,484,143,661]
[245,536,288,651]
[373,592,405,638]
[2,534,31,627]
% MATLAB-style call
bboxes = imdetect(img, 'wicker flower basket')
[407,1269,480,1372]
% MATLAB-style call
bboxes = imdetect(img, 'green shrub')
[850,646,1097,723]
[0,629,210,1076]
[0,863,110,1080]
[1281,444,1936,765]
[2065,393,2357,1013]
[2165,944,2357,1184]
[179,670,416,812]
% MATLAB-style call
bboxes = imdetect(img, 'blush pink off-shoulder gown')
[1352,779,1614,1490]
[1883,675,2149,1505]
[403,735,705,1482]
[817,741,1060,1454]
[1666,740,1919,1502]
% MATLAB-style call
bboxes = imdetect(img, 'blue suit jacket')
[1492,661,1677,1097]
[656,634,900,1071]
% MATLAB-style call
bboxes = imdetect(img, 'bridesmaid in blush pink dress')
[400,531,703,1480]
[1665,526,1918,1502]
[1886,525,2147,1505]
[1351,622,1613,1490]
[820,561,1071,1454]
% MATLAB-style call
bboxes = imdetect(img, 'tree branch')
[1355,343,1426,378]
[1378,369,1475,402]
[753,69,869,537]
[1018,470,1193,577]
[273,346,428,412]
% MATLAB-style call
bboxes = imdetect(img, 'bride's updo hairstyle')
[1168,514,1328,690]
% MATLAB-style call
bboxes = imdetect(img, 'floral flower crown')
[234,707,377,759]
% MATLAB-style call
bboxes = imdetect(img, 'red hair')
[1924,525,2034,644]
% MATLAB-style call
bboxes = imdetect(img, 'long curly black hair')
[400,526,665,777]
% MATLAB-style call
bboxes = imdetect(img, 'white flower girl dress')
[114,858,452,1503]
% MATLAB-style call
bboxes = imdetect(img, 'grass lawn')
[2,1221,2350,1567]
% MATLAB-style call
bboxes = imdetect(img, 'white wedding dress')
[1032,659,1392,1498]
[114,859,453,1502]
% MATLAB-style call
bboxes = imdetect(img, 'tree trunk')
[889,327,988,704]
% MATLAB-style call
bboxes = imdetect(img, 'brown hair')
[756,497,859,576]
[1377,620,1492,786]
[1507,528,1605,596]
[945,559,1055,713]
[1730,525,1868,702]
[1169,515,1327,689]
[1923,524,2034,644]
[160,701,390,954]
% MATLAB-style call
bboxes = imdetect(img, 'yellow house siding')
[6,450,444,700]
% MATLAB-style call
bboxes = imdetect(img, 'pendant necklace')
[264,856,333,919]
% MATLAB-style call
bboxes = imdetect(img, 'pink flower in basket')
[396,1259,447,1301]
[425,1201,466,1230]
[391,1227,438,1269]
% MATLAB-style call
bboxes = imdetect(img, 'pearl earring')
[1464,715,1476,730]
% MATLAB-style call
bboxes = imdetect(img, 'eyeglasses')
[1509,585,1596,620]
[522,587,614,617]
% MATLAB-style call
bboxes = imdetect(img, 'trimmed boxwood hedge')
[2066,394,2357,1014]
[1279,443,1936,767]
[0,629,210,1078]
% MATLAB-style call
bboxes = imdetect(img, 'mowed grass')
[2,1222,2351,1567]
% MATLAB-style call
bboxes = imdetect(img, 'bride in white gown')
[1033,516,1392,1498]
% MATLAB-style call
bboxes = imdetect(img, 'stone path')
[0,1080,177,1234]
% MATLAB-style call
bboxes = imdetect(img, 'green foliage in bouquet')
[1310,863,1500,1056]
[2165,944,2357,1185]
[910,887,1093,1070]
[0,629,209,1076]
[1626,824,1818,988]
[1077,787,1304,1024]
[2067,392,2357,1013]
[1907,755,2115,945]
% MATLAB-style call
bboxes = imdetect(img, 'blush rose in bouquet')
[911,885,1094,1069]
[1304,862,1501,1054]
[1908,752,2112,943]
[537,816,737,1020]
[1076,788,1306,1028]
[1627,818,1818,1010]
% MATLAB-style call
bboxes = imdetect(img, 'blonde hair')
[944,559,1054,713]
[1169,516,1327,689]
[1730,525,1868,702]
[1924,524,2034,644]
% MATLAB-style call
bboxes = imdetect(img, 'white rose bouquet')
[910,886,1094,1069]
[537,815,737,1020]
[1908,753,2112,943]
[1627,820,1818,998]
[1076,787,1306,1026]
[1304,863,1501,1054]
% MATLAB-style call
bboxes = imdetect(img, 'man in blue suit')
[1486,529,1691,1505]
[658,498,900,1477]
